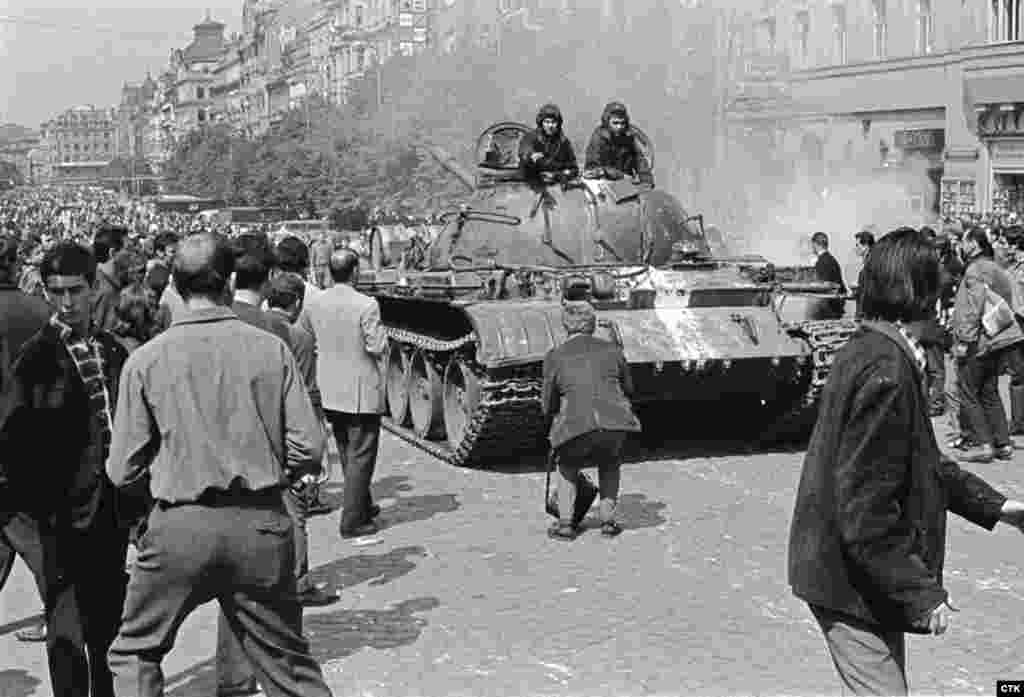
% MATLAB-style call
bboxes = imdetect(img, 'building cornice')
[791,50,958,83]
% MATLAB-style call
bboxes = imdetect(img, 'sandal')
[547,523,578,541]
[601,521,623,537]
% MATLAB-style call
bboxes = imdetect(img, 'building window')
[917,0,934,54]
[356,5,364,26]
[831,4,847,64]
[197,86,205,99]
[198,109,206,122]
[793,11,810,68]
[872,0,887,59]
[991,0,1023,42]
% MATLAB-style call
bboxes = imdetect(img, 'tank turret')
[354,122,857,467]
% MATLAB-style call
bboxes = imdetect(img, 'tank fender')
[461,303,809,369]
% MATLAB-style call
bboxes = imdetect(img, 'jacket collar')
[861,320,928,400]
[170,306,238,327]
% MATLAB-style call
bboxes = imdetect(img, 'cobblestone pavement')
[5,411,1024,696]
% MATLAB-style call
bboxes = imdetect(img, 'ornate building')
[39,106,118,184]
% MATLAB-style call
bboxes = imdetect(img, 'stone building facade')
[727,0,1024,221]
[39,106,118,184]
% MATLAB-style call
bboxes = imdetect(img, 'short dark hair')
[234,252,272,291]
[92,225,127,263]
[811,232,829,249]
[860,227,940,323]
[173,233,235,301]
[329,248,360,283]
[855,230,876,247]
[266,272,306,310]
[965,225,995,258]
[153,231,180,255]
[276,236,310,273]
[41,242,96,285]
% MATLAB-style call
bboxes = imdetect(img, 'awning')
[966,73,1024,106]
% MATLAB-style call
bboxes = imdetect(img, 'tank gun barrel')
[421,144,476,192]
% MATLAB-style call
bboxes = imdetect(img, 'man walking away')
[105,233,331,697]
[301,249,386,539]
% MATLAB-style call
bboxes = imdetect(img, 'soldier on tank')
[584,101,654,186]
[518,104,579,183]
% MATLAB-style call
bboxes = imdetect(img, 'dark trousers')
[46,493,129,697]
[959,347,1012,447]
[1001,344,1024,434]
[214,487,312,695]
[0,512,46,599]
[108,495,330,697]
[555,430,626,525]
[810,604,907,696]
[325,411,380,532]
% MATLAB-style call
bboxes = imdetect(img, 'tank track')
[763,318,859,440]
[381,327,549,467]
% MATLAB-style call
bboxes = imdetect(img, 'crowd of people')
[0,184,410,697]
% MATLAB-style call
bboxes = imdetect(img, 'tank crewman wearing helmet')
[518,104,579,182]
[584,101,653,186]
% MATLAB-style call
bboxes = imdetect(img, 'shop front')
[988,139,1024,217]
[890,127,945,222]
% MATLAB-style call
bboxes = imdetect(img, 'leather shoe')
[547,523,578,541]
[306,497,335,516]
[216,681,261,697]
[15,623,46,643]
[297,585,341,607]
[340,522,378,539]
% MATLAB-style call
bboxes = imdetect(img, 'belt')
[157,487,284,510]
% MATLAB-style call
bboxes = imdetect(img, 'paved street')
[5,412,1024,696]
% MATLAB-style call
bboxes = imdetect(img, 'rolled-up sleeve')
[281,346,326,478]
[360,299,387,357]
[106,357,157,488]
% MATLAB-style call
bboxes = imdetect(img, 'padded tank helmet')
[535,103,564,130]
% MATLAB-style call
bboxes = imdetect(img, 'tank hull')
[367,293,842,467]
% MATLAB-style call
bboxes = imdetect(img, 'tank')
[355,122,857,466]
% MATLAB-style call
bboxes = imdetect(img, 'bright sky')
[0,0,243,128]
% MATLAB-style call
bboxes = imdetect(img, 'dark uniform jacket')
[583,102,652,183]
[542,333,641,449]
[519,104,578,180]
[0,324,128,529]
[788,323,1006,633]
[233,300,292,347]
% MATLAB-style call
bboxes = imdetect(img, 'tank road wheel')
[386,343,412,426]
[409,350,446,440]
[443,358,481,448]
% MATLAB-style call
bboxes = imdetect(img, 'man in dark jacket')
[0,242,130,697]
[542,301,641,540]
[0,233,50,643]
[788,227,1024,696]
[583,101,653,185]
[809,231,846,320]
[518,103,578,183]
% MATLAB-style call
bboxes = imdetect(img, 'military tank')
[355,122,857,466]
